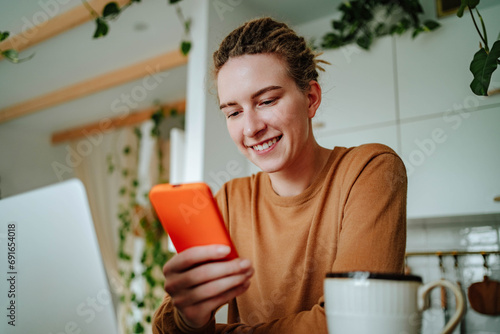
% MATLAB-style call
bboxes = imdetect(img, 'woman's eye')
[261,98,277,106]
[227,111,241,118]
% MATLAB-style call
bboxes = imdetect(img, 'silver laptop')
[0,179,119,334]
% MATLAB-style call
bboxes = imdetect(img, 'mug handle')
[418,279,466,334]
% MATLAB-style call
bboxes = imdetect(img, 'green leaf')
[374,23,386,36]
[134,127,142,139]
[2,49,35,64]
[469,40,500,96]
[2,49,19,61]
[468,0,480,9]
[119,250,131,260]
[0,31,9,42]
[133,322,145,333]
[123,146,131,155]
[181,40,191,56]
[93,18,109,38]
[169,0,183,4]
[457,0,480,17]
[321,32,343,49]
[356,32,373,50]
[184,18,192,33]
[423,20,440,31]
[102,2,120,18]
[333,20,346,32]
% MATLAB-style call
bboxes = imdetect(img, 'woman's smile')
[247,135,282,153]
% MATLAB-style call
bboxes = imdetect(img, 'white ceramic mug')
[324,272,465,334]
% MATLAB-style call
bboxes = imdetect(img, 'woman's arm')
[152,245,253,334]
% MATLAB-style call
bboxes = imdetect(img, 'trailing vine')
[0,31,34,63]
[320,0,440,50]
[83,0,192,55]
[109,105,181,333]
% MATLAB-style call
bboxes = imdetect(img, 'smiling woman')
[152,17,408,334]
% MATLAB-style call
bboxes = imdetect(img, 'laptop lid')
[0,179,119,334]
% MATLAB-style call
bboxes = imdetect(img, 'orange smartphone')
[149,182,238,260]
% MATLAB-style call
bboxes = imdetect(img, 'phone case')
[149,182,238,260]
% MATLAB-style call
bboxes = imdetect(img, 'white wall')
[0,121,71,198]
[183,0,262,192]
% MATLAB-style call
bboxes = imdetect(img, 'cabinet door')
[401,105,500,218]
[314,36,397,136]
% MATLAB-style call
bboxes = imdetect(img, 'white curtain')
[71,120,170,333]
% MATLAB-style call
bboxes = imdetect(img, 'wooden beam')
[51,99,186,144]
[0,50,187,124]
[0,0,130,60]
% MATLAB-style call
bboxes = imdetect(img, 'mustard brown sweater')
[153,143,407,333]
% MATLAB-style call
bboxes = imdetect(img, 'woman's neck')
[268,141,331,197]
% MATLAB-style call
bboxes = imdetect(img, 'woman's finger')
[165,258,253,295]
[163,244,231,275]
[178,278,252,326]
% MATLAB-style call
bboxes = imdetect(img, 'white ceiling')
[0,0,343,134]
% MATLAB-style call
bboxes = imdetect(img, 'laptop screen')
[0,179,119,334]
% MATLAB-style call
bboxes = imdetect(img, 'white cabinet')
[401,105,500,218]
[395,3,500,119]
[314,36,397,136]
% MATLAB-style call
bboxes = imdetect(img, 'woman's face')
[217,53,319,174]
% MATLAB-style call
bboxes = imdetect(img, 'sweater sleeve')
[152,294,217,334]
[332,151,407,273]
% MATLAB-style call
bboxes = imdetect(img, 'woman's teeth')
[253,137,278,151]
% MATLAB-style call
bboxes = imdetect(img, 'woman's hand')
[162,245,254,328]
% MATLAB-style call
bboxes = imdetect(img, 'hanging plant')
[0,31,35,63]
[457,0,500,96]
[83,0,192,55]
[109,105,180,333]
[320,0,440,50]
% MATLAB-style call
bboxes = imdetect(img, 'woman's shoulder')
[338,143,402,166]
[330,143,405,182]
[346,143,398,157]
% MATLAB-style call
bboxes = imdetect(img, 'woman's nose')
[243,110,266,137]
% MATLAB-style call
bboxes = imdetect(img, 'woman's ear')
[307,80,321,118]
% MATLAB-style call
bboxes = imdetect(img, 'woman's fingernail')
[239,259,250,269]
[217,245,231,255]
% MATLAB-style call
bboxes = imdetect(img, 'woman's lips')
[248,135,282,152]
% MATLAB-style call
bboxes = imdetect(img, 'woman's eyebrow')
[219,85,283,110]
[250,85,282,99]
